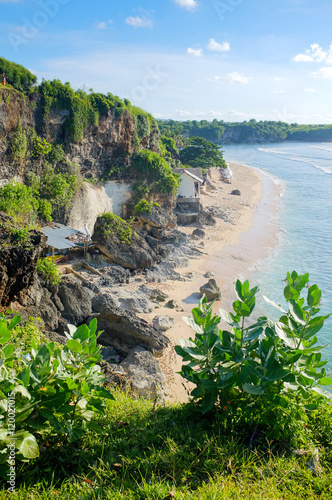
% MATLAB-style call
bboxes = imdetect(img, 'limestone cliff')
[0,87,160,184]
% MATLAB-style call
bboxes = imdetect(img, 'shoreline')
[145,162,282,403]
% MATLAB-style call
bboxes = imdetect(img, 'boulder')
[110,289,154,314]
[92,215,158,270]
[120,346,167,400]
[57,276,94,324]
[165,299,178,309]
[91,293,169,356]
[135,205,176,230]
[192,228,205,239]
[231,189,241,196]
[204,271,215,278]
[200,279,221,301]
[139,284,169,303]
[152,315,174,331]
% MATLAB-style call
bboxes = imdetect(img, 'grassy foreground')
[1,388,331,500]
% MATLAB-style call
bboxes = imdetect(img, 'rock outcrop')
[0,213,46,307]
[93,215,158,269]
[200,279,221,301]
[90,293,169,356]
[120,346,167,400]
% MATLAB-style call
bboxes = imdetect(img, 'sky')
[1,0,332,123]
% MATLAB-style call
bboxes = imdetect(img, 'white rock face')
[67,181,132,233]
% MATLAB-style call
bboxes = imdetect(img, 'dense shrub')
[131,150,179,196]
[0,57,37,91]
[36,258,61,285]
[97,213,132,244]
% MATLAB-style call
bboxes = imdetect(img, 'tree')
[179,136,227,169]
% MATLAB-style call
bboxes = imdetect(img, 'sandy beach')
[138,162,281,403]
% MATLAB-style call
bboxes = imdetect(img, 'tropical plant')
[0,315,114,477]
[175,271,332,415]
[36,258,61,285]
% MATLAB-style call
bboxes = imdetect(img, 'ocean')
[222,142,332,370]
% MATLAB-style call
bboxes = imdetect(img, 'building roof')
[41,223,81,250]
[181,169,204,183]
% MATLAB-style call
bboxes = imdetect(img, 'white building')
[175,168,204,200]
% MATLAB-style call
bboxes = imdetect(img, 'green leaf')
[66,339,83,353]
[242,383,265,395]
[233,300,251,317]
[182,316,204,334]
[284,285,300,302]
[307,285,322,308]
[218,309,240,328]
[263,295,286,313]
[318,377,332,386]
[275,323,298,349]
[201,392,218,414]
[289,300,307,325]
[0,322,11,344]
[72,324,90,342]
[17,368,30,388]
[15,431,39,459]
[8,315,22,330]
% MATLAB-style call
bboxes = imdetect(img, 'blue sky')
[1,0,332,123]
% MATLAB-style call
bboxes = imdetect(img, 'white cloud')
[207,38,230,53]
[294,43,332,64]
[304,88,316,92]
[311,67,332,79]
[219,72,251,84]
[187,47,203,57]
[125,16,153,28]
[174,0,198,11]
[95,20,112,30]
[227,110,250,119]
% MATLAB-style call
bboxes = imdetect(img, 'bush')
[98,213,132,244]
[11,120,27,162]
[31,136,52,158]
[131,150,179,196]
[175,271,332,436]
[0,182,38,225]
[0,315,114,477]
[133,199,160,215]
[36,258,61,285]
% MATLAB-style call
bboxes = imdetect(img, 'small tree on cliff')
[179,136,227,169]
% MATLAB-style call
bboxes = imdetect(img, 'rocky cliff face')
[0,88,160,183]
[0,212,46,307]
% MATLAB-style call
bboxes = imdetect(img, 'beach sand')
[138,162,281,403]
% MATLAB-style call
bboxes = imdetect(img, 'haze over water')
[223,142,332,370]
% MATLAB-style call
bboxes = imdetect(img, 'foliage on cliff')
[131,150,180,196]
[0,56,37,91]
[158,118,332,144]
[180,136,227,169]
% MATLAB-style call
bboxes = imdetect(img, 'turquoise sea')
[222,142,332,370]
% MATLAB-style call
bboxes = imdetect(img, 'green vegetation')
[10,120,27,162]
[133,199,160,215]
[31,136,52,159]
[180,136,227,169]
[158,118,332,144]
[176,271,331,424]
[131,150,180,196]
[8,227,34,251]
[36,258,61,286]
[0,315,113,478]
[98,213,132,244]
[0,182,39,226]
[0,271,331,498]
[0,57,37,92]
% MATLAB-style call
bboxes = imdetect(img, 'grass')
[1,388,331,499]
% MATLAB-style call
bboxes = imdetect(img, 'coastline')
[140,162,282,403]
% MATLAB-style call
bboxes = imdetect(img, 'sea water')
[222,142,332,370]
